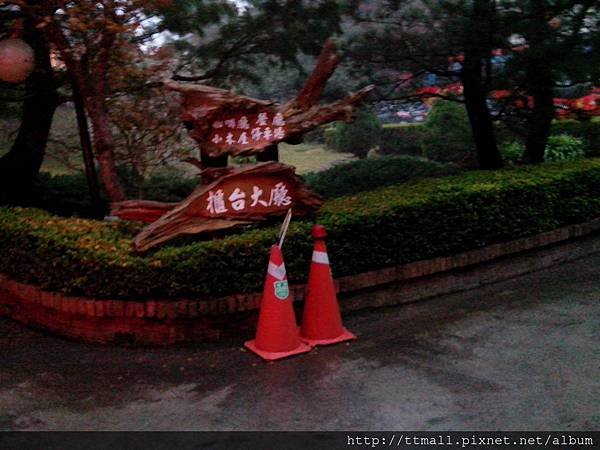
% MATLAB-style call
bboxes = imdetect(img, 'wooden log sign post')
[133,163,322,252]
[111,40,373,252]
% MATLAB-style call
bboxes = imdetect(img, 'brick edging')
[335,217,600,294]
[1,218,599,345]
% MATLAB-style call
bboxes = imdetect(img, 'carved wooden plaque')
[167,40,374,159]
[208,111,288,153]
[132,162,322,252]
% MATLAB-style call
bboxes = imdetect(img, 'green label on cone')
[274,280,289,300]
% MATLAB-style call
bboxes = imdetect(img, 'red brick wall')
[1,218,598,345]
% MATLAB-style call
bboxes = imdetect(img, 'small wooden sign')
[132,162,322,252]
[167,40,373,159]
[208,111,288,153]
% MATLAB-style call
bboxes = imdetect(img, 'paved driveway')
[1,252,599,431]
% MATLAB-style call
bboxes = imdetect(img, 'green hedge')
[379,124,425,157]
[550,119,600,157]
[332,116,599,160]
[1,159,599,300]
[25,171,198,218]
[303,156,459,198]
[32,172,102,218]
[496,118,600,157]
[324,108,382,158]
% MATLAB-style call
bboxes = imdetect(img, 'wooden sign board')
[110,200,177,223]
[167,69,373,159]
[111,41,375,251]
[208,111,288,153]
[204,175,292,218]
[132,162,322,252]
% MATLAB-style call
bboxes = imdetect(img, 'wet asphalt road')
[1,253,599,431]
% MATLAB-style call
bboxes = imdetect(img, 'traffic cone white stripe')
[245,244,311,361]
[311,250,329,265]
[300,224,356,347]
[267,261,286,280]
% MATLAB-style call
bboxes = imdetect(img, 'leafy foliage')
[31,172,103,218]
[325,108,382,158]
[25,171,198,218]
[550,119,600,157]
[497,118,600,158]
[1,159,598,300]
[303,156,458,198]
[303,125,330,144]
[378,124,425,157]
[170,0,344,87]
[497,134,587,164]
[501,141,525,165]
[108,88,196,196]
[141,173,198,202]
[545,135,586,162]
[421,101,475,164]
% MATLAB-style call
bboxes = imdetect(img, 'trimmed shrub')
[379,124,425,157]
[501,141,525,164]
[545,135,587,162]
[31,172,106,218]
[303,156,459,198]
[303,125,330,144]
[494,121,524,147]
[0,159,598,301]
[27,171,198,218]
[142,173,198,202]
[550,119,600,157]
[498,135,587,164]
[496,118,600,157]
[325,108,382,158]
[422,101,475,164]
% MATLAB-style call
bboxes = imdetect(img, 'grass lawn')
[278,142,355,174]
[171,142,354,177]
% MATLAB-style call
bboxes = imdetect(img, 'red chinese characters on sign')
[208,111,287,152]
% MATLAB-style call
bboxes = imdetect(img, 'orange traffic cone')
[300,225,356,346]
[245,245,311,360]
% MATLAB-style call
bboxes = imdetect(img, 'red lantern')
[0,38,35,84]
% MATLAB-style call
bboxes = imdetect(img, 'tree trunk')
[0,15,58,204]
[71,79,104,217]
[459,0,503,170]
[460,59,503,170]
[524,64,554,164]
[83,93,126,202]
[522,0,555,164]
[44,8,125,203]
